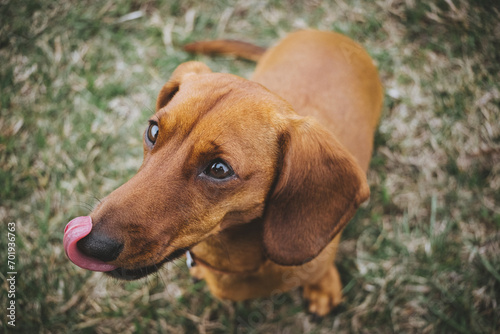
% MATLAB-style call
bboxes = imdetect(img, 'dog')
[64,30,383,316]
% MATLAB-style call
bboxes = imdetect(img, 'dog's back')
[252,30,383,171]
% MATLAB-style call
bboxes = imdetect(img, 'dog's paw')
[302,265,343,317]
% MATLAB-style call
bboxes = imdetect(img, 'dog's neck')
[190,220,266,274]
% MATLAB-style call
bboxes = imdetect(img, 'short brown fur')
[89,30,383,316]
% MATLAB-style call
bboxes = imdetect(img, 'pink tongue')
[63,216,117,272]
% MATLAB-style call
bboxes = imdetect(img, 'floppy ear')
[156,61,212,111]
[262,117,370,266]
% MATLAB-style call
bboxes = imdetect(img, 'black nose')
[77,231,123,262]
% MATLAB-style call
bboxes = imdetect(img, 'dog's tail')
[183,40,266,62]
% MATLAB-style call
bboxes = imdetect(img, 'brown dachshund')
[64,30,383,316]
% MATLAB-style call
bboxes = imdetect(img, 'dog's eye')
[204,159,234,180]
[146,123,159,145]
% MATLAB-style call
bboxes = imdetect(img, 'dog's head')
[64,61,369,279]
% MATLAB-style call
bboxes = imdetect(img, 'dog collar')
[185,250,262,275]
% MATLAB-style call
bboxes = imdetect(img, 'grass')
[1,0,499,332]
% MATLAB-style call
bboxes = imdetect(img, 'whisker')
[76,201,94,213]
[146,105,155,116]
[91,194,103,206]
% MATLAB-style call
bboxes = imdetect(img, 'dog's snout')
[76,231,123,262]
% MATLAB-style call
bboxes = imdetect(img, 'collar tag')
[186,250,195,269]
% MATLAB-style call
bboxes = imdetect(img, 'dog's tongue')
[63,216,117,272]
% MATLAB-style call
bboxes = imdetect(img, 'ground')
[1,0,499,333]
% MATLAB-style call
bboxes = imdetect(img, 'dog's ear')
[156,61,212,111]
[262,117,370,266]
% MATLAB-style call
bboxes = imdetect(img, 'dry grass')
[1,0,499,333]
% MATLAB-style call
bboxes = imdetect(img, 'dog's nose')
[76,231,123,262]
